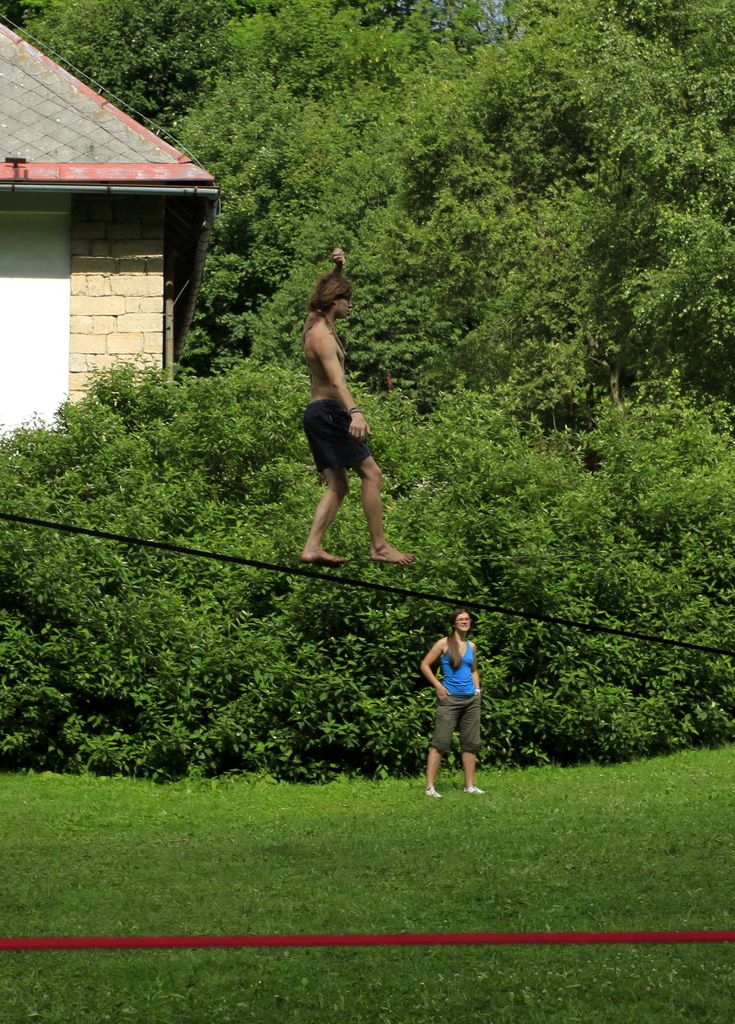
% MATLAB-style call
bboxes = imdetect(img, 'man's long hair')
[303,265,353,336]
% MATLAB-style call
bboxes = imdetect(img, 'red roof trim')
[0,24,198,166]
[0,162,215,185]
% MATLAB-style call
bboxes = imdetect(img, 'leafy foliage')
[1,367,734,779]
[4,0,735,779]
[24,0,236,127]
[11,0,735,410]
[174,0,735,417]
[18,0,735,410]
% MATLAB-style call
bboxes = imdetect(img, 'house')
[0,23,219,431]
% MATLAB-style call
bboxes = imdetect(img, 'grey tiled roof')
[0,27,179,164]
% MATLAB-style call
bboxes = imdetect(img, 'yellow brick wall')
[69,196,165,401]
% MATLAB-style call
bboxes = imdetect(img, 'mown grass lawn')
[1,747,734,1023]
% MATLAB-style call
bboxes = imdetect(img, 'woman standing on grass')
[421,608,483,798]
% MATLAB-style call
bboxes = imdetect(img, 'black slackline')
[1,511,734,658]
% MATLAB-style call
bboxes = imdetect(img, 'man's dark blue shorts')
[303,399,371,472]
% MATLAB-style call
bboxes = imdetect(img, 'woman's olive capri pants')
[430,693,481,753]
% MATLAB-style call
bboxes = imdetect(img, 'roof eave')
[0,161,216,185]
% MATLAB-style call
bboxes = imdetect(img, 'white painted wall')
[0,194,70,432]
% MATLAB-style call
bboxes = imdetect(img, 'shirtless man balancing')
[300,248,414,567]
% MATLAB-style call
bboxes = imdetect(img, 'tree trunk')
[609,360,624,407]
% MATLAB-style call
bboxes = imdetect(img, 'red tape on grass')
[2,930,735,951]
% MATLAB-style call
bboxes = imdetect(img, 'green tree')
[575,1,735,404]
[180,0,735,416]
[0,0,59,29]
[26,0,236,127]
[180,0,471,373]
[340,0,735,409]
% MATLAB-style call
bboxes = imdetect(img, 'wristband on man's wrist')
[347,406,361,416]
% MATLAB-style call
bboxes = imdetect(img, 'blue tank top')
[440,642,476,695]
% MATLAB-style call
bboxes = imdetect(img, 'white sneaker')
[463,785,485,794]
[424,786,441,798]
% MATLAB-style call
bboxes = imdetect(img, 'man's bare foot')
[300,548,347,567]
[370,543,415,565]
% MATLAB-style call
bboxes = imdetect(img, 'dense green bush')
[1,365,734,779]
